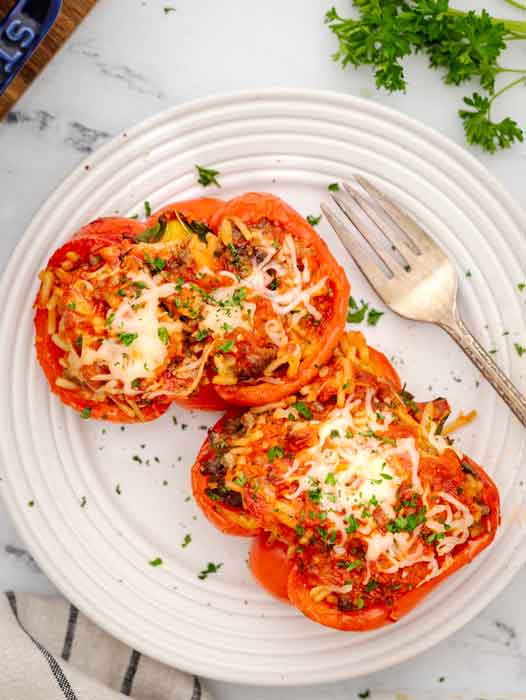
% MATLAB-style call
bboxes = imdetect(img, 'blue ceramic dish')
[0,0,62,97]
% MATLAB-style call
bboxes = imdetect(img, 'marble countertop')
[0,1,524,698]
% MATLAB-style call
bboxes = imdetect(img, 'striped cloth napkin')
[1,592,212,699]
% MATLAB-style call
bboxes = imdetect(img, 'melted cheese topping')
[286,400,403,537]
[80,272,177,393]
[199,286,255,335]
[242,235,328,320]
[284,395,473,582]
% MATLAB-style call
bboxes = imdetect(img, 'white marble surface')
[0,0,525,698]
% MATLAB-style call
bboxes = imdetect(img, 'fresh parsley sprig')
[325,1,526,152]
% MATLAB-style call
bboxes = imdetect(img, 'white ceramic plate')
[1,89,525,686]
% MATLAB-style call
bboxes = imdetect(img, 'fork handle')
[440,317,526,427]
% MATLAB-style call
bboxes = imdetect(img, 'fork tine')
[342,181,420,260]
[321,204,389,301]
[331,192,407,276]
[354,175,441,255]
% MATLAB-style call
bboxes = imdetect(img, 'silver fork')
[322,176,526,427]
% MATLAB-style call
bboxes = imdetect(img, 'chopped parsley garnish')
[105,312,115,327]
[182,534,192,548]
[194,329,209,341]
[325,472,337,486]
[119,332,138,346]
[293,401,313,420]
[80,497,86,508]
[163,5,176,13]
[518,282,525,292]
[387,507,427,533]
[426,532,445,544]
[329,429,340,439]
[295,525,305,537]
[144,200,152,217]
[131,378,141,389]
[345,514,358,533]
[132,455,143,464]
[355,597,364,609]
[365,580,378,592]
[158,327,170,345]
[358,690,370,699]
[345,428,354,439]
[367,308,384,326]
[117,288,126,297]
[196,164,221,188]
[347,296,384,326]
[308,485,322,503]
[149,557,163,567]
[514,343,525,357]
[218,339,234,353]
[267,446,284,463]
[347,296,368,323]
[198,562,223,580]
[27,500,35,508]
[380,472,393,480]
[144,253,165,272]
[328,182,340,192]
[306,214,322,226]
[80,407,92,419]
[338,559,362,571]
[116,484,122,495]
[133,280,148,290]
[67,301,76,310]
[234,472,247,487]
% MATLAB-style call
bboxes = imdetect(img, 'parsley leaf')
[234,472,247,487]
[158,327,169,345]
[194,329,209,341]
[387,507,427,533]
[149,557,163,567]
[144,200,152,217]
[514,342,525,357]
[345,514,358,534]
[347,296,368,323]
[80,407,91,419]
[306,214,322,226]
[460,90,524,153]
[367,308,384,326]
[119,332,138,346]
[293,401,313,420]
[198,562,223,580]
[182,534,192,548]
[144,253,166,272]
[218,339,234,353]
[267,446,284,463]
[196,165,221,188]
[328,182,340,192]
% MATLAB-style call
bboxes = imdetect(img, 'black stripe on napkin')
[191,675,202,700]
[61,604,79,661]
[121,649,141,695]
[5,592,80,700]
